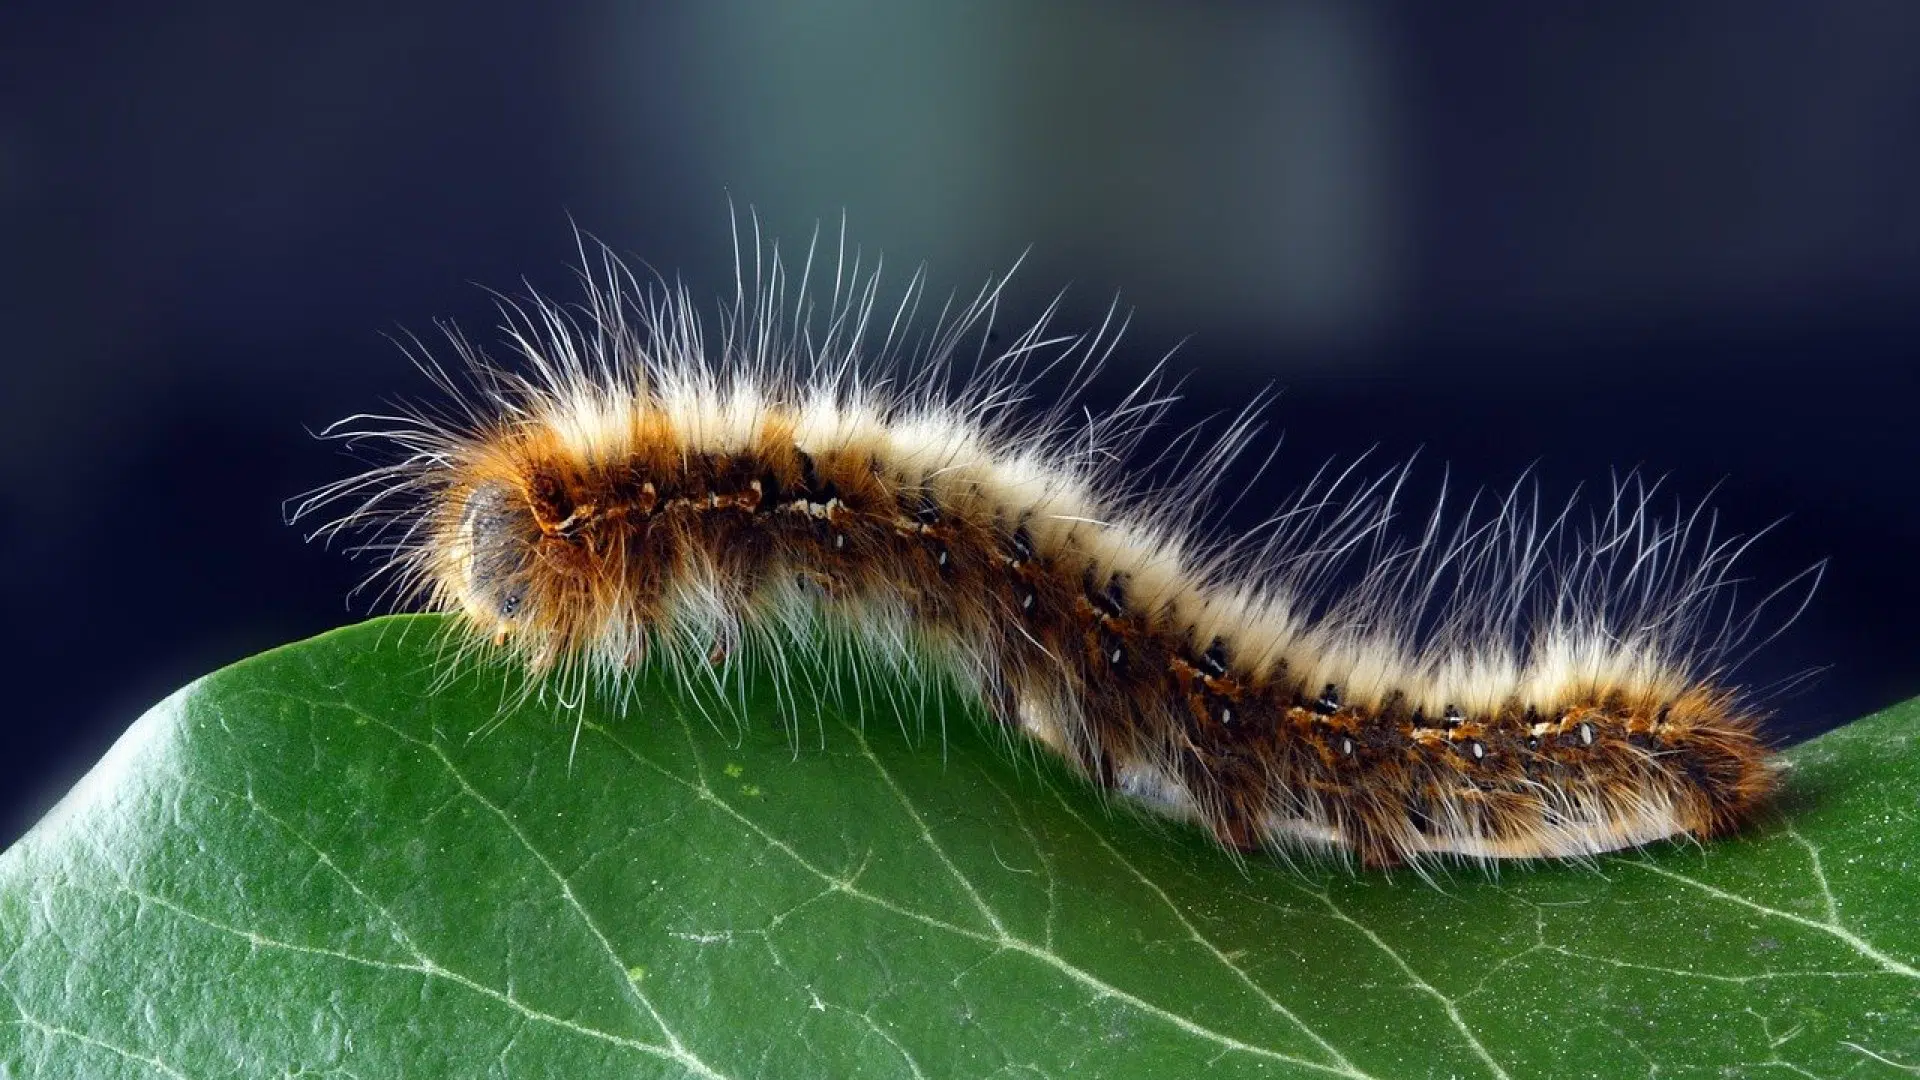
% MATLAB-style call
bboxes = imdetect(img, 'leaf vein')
[121,886,727,1079]
[1048,788,1375,1078]
[5,1007,195,1080]
[1307,889,1513,1080]
[1628,861,1917,980]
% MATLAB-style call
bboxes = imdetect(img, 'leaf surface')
[3,616,1915,1078]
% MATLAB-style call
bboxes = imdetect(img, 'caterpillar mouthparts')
[297,220,1813,870]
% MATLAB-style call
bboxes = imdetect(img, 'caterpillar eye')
[454,481,538,624]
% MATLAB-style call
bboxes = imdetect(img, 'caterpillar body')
[301,222,1801,870]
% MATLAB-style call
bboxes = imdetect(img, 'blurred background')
[3,1,1916,847]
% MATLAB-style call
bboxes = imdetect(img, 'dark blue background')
[3,2,1916,847]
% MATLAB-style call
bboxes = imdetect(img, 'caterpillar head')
[446,480,540,638]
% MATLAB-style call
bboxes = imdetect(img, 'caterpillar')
[297,219,1811,870]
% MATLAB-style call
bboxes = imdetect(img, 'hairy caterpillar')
[297,220,1811,870]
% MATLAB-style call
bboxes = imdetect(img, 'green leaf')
[3,616,1915,1079]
